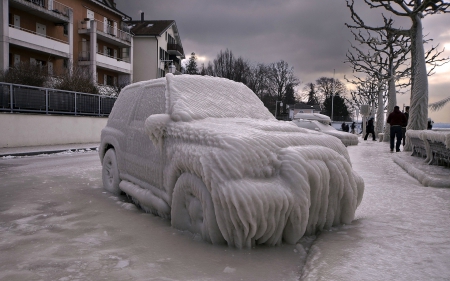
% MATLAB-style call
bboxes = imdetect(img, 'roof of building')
[128,20,176,36]
[89,0,131,20]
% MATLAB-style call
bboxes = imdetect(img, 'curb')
[0,147,99,158]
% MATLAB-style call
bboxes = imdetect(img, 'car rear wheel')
[171,173,225,245]
[102,148,121,195]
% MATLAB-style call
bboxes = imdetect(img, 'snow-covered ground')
[0,137,449,280]
[301,138,450,280]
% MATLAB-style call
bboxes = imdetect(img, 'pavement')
[0,143,100,158]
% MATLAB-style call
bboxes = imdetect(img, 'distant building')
[0,0,134,86]
[128,13,185,82]
[288,102,321,119]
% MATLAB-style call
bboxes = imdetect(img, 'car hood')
[166,117,351,164]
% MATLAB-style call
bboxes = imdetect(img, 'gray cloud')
[115,0,450,121]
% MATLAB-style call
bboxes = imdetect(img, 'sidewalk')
[0,143,100,158]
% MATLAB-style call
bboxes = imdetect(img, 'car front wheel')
[102,148,121,195]
[171,173,225,245]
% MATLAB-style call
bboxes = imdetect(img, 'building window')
[105,75,114,86]
[63,23,68,36]
[168,34,175,44]
[159,68,165,78]
[106,47,113,57]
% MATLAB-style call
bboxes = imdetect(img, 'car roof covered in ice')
[166,74,275,121]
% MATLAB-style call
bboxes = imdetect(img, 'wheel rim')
[104,157,114,185]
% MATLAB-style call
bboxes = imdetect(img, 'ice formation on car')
[291,119,359,146]
[101,74,365,249]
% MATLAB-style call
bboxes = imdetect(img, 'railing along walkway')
[406,129,450,167]
[0,82,116,117]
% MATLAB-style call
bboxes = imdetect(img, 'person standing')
[402,106,409,146]
[351,122,356,134]
[364,117,376,141]
[387,106,407,152]
[341,122,347,131]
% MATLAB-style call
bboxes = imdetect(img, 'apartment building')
[0,0,133,86]
[128,13,185,82]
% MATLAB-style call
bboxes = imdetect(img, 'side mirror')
[145,114,171,150]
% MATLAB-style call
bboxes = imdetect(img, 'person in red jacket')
[387,106,407,152]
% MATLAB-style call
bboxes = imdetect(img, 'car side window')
[133,85,166,122]
[109,88,140,122]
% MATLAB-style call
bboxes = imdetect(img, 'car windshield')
[166,74,275,121]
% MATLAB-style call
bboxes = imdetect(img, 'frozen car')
[293,112,331,125]
[99,74,364,248]
[292,119,359,146]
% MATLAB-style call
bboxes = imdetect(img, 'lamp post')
[331,69,335,122]
[275,101,283,119]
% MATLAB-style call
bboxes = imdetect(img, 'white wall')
[0,113,107,148]
[133,37,158,82]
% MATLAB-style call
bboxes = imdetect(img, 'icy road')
[1,140,450,281]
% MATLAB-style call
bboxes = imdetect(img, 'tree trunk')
[375,85,385,138]
[383,74,397,142]
[405,15,428,150]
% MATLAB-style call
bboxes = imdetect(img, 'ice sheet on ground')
[301,140,450,280]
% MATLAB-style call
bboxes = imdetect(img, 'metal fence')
[0,82,116,116]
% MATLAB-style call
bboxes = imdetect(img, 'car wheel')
[102,148,121,195]
[171,173,225,245]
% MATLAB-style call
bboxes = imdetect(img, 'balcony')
[9,0,72,23]
[167,43,184,57]
[78,19,132,48]
[78,52,131,74]
[9,25,70,58]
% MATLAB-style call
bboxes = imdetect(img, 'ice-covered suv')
[99,74,364,248]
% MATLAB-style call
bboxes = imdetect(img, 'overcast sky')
[115,0,450,123]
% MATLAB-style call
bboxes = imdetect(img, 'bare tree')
[267,60,300,116]
[246,63,271,100]
[213,49,235,79]
[346,29,411,139]
[315,77,347,102]
[429,96,450,111]
[346,0,450,147]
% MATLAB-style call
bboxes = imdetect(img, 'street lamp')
[160,60,176,74]
[275,101,283,119]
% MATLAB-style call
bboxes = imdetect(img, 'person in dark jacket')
[387,106,407,152]
[364,117,376,141]
[402,106,409,146]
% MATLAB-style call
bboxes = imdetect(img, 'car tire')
[171,173,225,245]
[102,148,121,195]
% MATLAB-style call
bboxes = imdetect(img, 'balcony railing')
[49,0,71,17]
[0,82,116,117]
[77,51,131,64]
[167,44,184,56]
[78,19,132,43]
[12,0,72,18]
[9,24,69,45]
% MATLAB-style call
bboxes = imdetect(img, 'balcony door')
[13,15,20,28]
[86,10,94,29]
